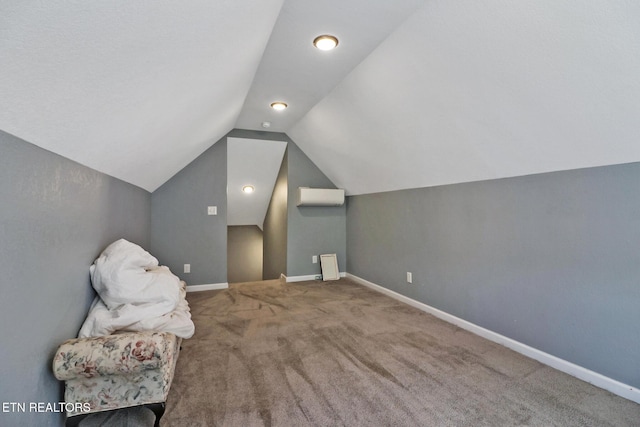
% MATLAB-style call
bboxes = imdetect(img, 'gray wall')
[287,141,347,277]
[150,129,347,284]
[227,130,346,280]
[228,225,263,283]
[347,162,640,388]
[151,137,227,286]
[0,131,150,427]
[263,149,288,279]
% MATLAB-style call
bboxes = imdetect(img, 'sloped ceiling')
[227,137,287,229]
[1,1,639,195]
[289,1,640,195]
[235,0,425,132]
[0,0,284,192]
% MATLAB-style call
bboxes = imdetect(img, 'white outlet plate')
[407,272,412,283]
[207,206,217,215]
[312,255,318,264]
[184,264,191,273]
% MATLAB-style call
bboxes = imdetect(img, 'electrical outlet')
[406,272,412,283]
[312,255,318,264]
[184,264,191,273]
[207,206,217,215]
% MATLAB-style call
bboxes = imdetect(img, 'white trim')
[285,272,347,283]
[346,273,640,404]
[186,282,229,292]
[285,274,317,282]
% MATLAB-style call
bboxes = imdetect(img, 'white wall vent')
[296,187,345,206]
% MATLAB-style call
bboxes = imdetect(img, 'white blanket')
[78,239,195,339]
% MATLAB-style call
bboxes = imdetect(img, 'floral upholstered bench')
[53,330,181,427]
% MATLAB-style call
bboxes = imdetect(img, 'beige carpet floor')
[163,278,639,426]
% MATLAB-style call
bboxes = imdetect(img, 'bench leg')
[65,413,87,427]
[65,403,165,426]
[146,402,166,427]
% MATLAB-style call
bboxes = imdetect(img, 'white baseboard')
[285,272,347,283]
[186,282,229,292]
[285,274,317,282]
[346,273,640,404]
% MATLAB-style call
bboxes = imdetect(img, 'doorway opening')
[227,137,287,284]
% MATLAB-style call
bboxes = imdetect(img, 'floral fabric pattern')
[53,331,180,416]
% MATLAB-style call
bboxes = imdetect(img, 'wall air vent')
[296,187,345,206]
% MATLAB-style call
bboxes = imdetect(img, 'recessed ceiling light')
[313,35,339,51]
[242,185,255,194]
[270,102,288,111]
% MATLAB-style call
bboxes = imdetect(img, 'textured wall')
[263,149,288,279]
[151,137,227,286]
[0,131,150,427]
[347,162,640,388]
[228,225,263,283]
[287,141,346,277]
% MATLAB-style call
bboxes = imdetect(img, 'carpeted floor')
[163,278,640,426]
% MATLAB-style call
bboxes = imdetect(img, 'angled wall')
[0,131,150,427]
[148,128,346,283]
[347,162,640,389]
[227,130,346,280]
[287,140,346,277]
[151,136,227,286]
[263,149,288,279]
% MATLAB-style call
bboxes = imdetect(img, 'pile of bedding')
[78,239,195,339]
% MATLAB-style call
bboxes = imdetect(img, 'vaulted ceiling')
[1,1,639,195]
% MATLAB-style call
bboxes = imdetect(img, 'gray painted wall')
[151,137,227,286]
[150,129,346,284]
[227,130,346,280]
[0,131,150,427]
[347,162,640,388]
[287,141,347,277]
[263,149,288,280]
[228,225,263,283]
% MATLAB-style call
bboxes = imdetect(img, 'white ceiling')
[235,0,425,132]
[227,137,286,229]
[0,0,284,192]
[1,1,639,196]
[289,0,640,195]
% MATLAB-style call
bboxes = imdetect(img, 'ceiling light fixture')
[270,102,288,111]
[242,185,255,194]
[313,35,339,51]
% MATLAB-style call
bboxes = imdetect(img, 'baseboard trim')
[285,274,316,282]
[346,273,640,404]
[285,272,347,283]
[186,282,229,292]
